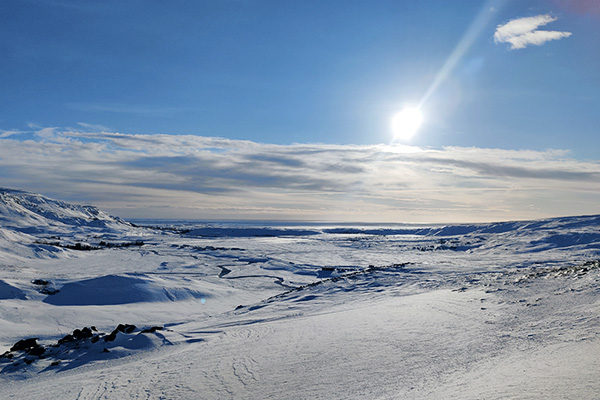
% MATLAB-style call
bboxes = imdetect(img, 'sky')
[1,0,600,223]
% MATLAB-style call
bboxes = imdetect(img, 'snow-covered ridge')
[0,188,130,233]
[322,214,600,237]
[0,188,141,263]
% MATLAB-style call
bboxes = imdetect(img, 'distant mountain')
[322,214,600,237]
[0,188,130,234]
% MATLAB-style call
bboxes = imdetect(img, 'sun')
[391,107,423,142]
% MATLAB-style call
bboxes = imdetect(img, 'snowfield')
[1,188,599,399]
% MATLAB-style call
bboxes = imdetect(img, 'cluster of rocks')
[3,338,45,363]
[57,326,98,345]
[1,324,164,369]
[1,337,51,366]
[31,279,60,295]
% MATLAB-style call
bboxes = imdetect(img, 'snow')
[1,188,600,399]
[42,274,209,306]
[0,280,26,300]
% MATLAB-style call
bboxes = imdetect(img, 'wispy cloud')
[76,122,112,132]
[0,130,27,138]
[494,14,572,50]
[1,129,599,222]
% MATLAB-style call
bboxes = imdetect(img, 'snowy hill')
[0,188,144,263]
[0,188,130,233]
[1,189,600,399]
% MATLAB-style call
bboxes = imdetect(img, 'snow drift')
[0,280,26,300]
[43,274,208,306]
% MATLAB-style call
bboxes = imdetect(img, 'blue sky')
[1,0,600,222]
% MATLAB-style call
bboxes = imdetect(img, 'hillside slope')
[0,188,143,262]
[0,188,130,233]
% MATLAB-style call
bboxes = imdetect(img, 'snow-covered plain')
[1,188,599,399]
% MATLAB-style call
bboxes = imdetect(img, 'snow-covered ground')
[1,188,599,399]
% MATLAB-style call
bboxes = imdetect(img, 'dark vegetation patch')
[98,240,145,248]
[512,260,600,282]
[410,238,476,252]
[453,259,600,293]
[176,244,245,252]
[35,240,145,251]
[31,279,60,295]
[130,223,191,234]
[232,263,410,310]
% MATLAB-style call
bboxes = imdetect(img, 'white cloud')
[76,122,112,132]
[1,129,599,223]
[494,14,572,50]
[0,130,26,138]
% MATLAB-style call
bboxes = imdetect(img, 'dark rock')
[10,338,39,352]
[104,331,117,342]
[102,348,110,353]
[116,324,136,334]
[51,360,61,366]
[1,351,14,359]
[27,346,45,357]
[105,324,136,341]
[81,326,93,337]
[40,287,60,295]
[31,279,50,285]
[141,326,163,333]
[58,334,75,345]
[90,335,100,343]
[72,327,93,340]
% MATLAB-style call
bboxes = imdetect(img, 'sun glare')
[391,107,423,142]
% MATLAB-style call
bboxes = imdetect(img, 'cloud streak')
[494,15,572,50]
[1,129,599,222]
[0,130,26,138]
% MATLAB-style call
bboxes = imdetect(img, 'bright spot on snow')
[391,107,423,142]
[201,298,206,304]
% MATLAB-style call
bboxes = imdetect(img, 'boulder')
[10,338,39,352]
[141,326,163,333]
